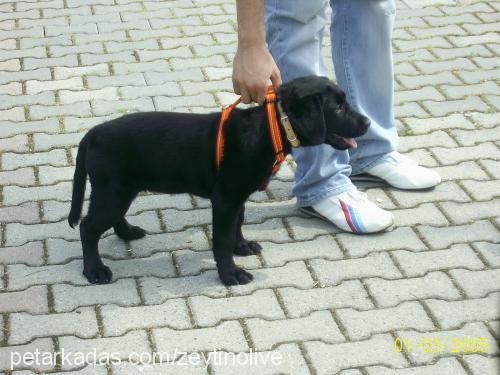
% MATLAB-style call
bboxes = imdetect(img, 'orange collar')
[216,87,286,174]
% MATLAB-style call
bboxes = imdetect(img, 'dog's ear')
[281,93,326,145]
[279,77,328,145]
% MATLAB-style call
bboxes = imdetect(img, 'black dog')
[68,76,370,286]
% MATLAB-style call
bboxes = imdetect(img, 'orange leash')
[216,87,285,174]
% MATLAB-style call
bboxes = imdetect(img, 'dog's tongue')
[343,137,357,148]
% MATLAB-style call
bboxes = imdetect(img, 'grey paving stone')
[59,87,118,104]
[190,289,285,327]
[390,181,470,207]
[240,218,291,243]
[398,71,461,90]
[305,334,407,375]
[9,307,98,345]
[30,101,92,119]
[140,271,228,303]
[0,242,44,266]
[433,161,490,182]
[0,338,55,372]
[393,244,484,276]
[399,130,457,152]
[229,261,314,296]
[337,227,427,257]
[129,227,209,258]
[286,215,340,240]
[8,252,175,289]
[366,358,467,375]
[54,64,109,79]
[473,242,500,267]
[0,202,39,224]
[440,200,500,224]
[259,236,343,267]
[432,142,500,165]
[52,278,141,312]
[2,149,68,171]
[366,271,461,307]
[86,72,146,90]
[3,181,72,207]
[111,362,206,375]
[423,96,490,117]
[247,310,344,350]
[0,168,36,186]
[463,354,500,375]
[418,220,499,249]
[153,321,248,355]
[101,298,191,336]
[279,281,374,318]
[426,293,500,329]
[173,248,261,276]
[337,301,434,340]
[46,237,128,264]
[311,252,402,286]
[0,286,48,314]
[120,82,181,100]
[33,132,83,151]
[452,126,500,146]
[392,203,449,227]
[462,179,500,201]
[211,343,309,375]
[58,331,150,370]
[129,193,193,213]
[449,268,500,299]
[91,97,155,116]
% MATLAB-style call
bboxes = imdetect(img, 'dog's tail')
[68,135,88,228]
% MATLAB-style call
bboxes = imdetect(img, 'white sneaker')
[362,151,441,190]
[301,187,394,234]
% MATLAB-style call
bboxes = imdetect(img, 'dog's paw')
[218,267,253,285]
[83,264,113,284]
[234,240,262,256]
[115,224,146,241]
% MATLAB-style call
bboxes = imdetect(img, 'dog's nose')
[360,116,371,131]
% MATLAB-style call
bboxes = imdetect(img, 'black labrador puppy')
[68,75,370,286]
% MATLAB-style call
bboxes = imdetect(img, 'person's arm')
[233,0,281,104]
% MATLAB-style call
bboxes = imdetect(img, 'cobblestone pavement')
[0,0,499,374]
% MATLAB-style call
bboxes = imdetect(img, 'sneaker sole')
[351,173,439,191]
[300,206,394,234]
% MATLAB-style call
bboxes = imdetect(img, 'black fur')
[69,75,370,285]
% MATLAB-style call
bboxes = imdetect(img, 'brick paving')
[0,0,499,374]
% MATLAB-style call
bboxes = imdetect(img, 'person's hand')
[232,43,282,104]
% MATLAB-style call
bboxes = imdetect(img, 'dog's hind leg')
[114,218,146,241]
[233,206,262,256]
[211,193,253,285]
[80,187,134,284]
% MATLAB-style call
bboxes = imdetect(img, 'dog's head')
[278,75,370,150]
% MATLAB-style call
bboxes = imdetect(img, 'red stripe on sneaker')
[339,199,357,233]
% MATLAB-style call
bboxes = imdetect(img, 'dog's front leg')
[234,206,262,256]
[211,196,253,285]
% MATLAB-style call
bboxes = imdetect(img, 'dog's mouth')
[329,134,358,150]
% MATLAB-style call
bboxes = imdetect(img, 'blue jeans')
[265,0,399,206]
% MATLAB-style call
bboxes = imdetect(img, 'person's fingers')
[233,77,241,95]
[256,83,267,105]
[270,67,282,89]
[240,87,251,104]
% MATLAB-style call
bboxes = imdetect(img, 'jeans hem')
[351,152,390,176]
[295,181,354,207]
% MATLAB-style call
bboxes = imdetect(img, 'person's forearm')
[236,0,266,47]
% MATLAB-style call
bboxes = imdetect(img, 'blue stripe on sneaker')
[347,204,366,233]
